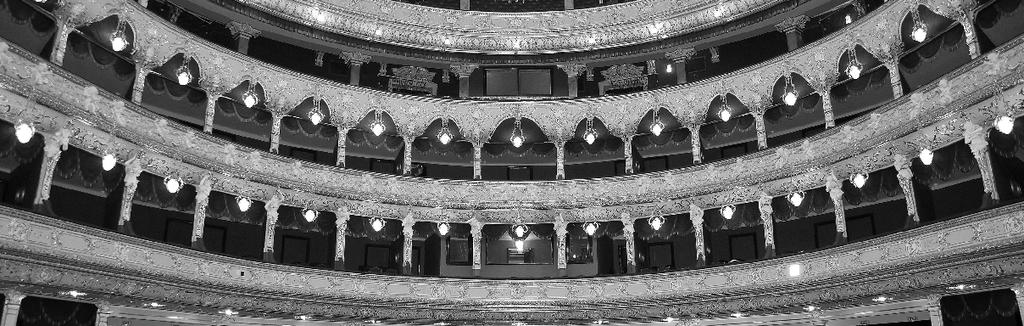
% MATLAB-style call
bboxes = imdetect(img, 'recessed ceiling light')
[730,312,745,318]
[144,302,165,308]
[788,263,803,277]
[872,296,890,303]
[804,305,818,312]
[219,308,238,316]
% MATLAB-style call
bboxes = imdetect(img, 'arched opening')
[699,94,757,162]
[898,5,970,92]
[345,110,403,175]
[634,108,691,173]
[210,80,273,151]
[765,73,827,147]
[481,117,553,181]
[279,97,338,165]
[564,117,625,179]
[410,118,474,180]
[140,53,207,130]
[64,15,137,99]
[830,45,895,125]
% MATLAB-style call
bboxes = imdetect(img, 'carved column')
[269,113,282,154]
[710,47,721,63]
[118,158,143,234]
[191,175,212,250]
[203,96,217,133]
[95,303,111,326]
[894,154,920,227]
[473,143,482,179]
[825,173,847,245]
[227,22,260,55]
[775,15,809,51]
[555,141,565,179]
[402,137,413,175]
[620,213,636,274]
[469,218,483,276]
[1,291,24,326]
[665,47,696,84]
[754,110,768,149]
[262,195,282,262]
[336,128,347,167]
[450,64,478,99]
[131,68,149,105]
[963,122,999,201]
[334,207,349,270]
[33,129,70,207]
[1012,284,1024,326]
[402,214,414,275]
[49,22,71,66]
[690,124,703,163]
[758,193,775,258]
[957,12,981,59]
[821,92,835,128]
[342,52,371,86]
[557,63,586,98]
[555,214,567,271]
[690,204,706,267]
[927,295,944,326]
[885,61,905,98]
[623,135,634,174]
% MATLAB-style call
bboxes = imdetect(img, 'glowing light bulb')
[844,14,853,24]
[176,69,192,86]
[437,222,450,236]
[712,7,725,18]
[721,205,736,220]
[370,217,385,232]
[847,63,862,79]
[850,173,868,188]
[719,108,732,122]
[102,153,116,171]
[650,121,664,136]
[513,224,528,238]
[308,109,324,125]
[242,92,258,108]
[995,116,1014,134]
[919,148,934,165]
[789,192,804,207]
[584,130,597,145]
[164,177,183,194]
[438,130,452,145]
[666,64,673,73]
[236,197,252,212]
[14,121,34,144]
[583,222,599,236]
[303,209,318,223]
[110,33,128,52]
[911,22,928,43]
[788,263,803,277]
[783,91,798,106]
[648,216,664,230]
[514,240,524,252]
[370,122,385,136]
[511,135,525,148]
[374,29,383,37]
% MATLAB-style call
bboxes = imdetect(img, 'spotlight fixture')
[804,305,818,312]
[511,223,529,238]
[720,205,736,220]
[370,110,386,136]
[437,221,450,236]
[219,309,238,316]
[14,120,35,144]
[649,110,665,136]
[995,116,1014,134]
[242,82,259,108]
[783,74,799,106]
[370,217,386,232]
[164,176,184,194]
[844,14,853,24]
[438,119,453,145]
[872,296,890,303]
[510,118,525,148]
[788,263,803,277]
[719,93,732,122]
[110,19,129,52]
[236,196,252,212]
[648,215,665,230]
[730,312,745,318]
[910,9,928,43]
[846,48,863,80]
[788,191,805,207]
[919,148,934,165]
[583,118,598,145]
[583,221,599,236]
[144,302,165,308]
[302,209,318,223]
[850,173,869,189]
[102,153,117,171]
[175,62,192,86]
[665,64,673,73]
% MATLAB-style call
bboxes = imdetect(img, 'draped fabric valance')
[990,119,1024,159]
[0,0,57,55]
[0,122,43,166]
[142,74,207,126]
[700,115,757,149]
[912,140,980,189]
[941,289,1021,325]
[705,202,762,232]
[213,98,273,141]
[16,297,97,326]
[277,206,336,234]
[280,116,338,152]
[346,216,403,242]
[54,147,124,195]
[771,187,835,223]
[633,214,693,240]
[65,32,135,99]
[481,223,555,241]
[133,172,196,212]
[899,25,971,90]
[977,0,1024,47]
[841,168,904,206]
[829,67,893,119]
[206,191,266,225]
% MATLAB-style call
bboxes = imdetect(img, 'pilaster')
[665,47,696,84]
[894,154,920,227]
[690,204,706,267]
[1,291,25,326]
[620,213,636,273]
[227,22,260,55]
[118,157,143,234]
[262,195,282,262]
[963,122,999,201]
[341,52,371,86]
[825,173,847,245]
[334,207,349,270]
[775,15,809,51]
[450,64,478,99]
[191,175,212,250]
[758,193,775,258]
[557,63,587,98]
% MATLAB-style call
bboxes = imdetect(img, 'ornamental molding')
[0,31,1021,223]
[775,15,810,34]
[226,21,260,39]
[1,203,1024,321]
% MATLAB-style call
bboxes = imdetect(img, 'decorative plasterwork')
[1,204,1023,321]
[0,32,1021,223]
[227,0,786,54]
